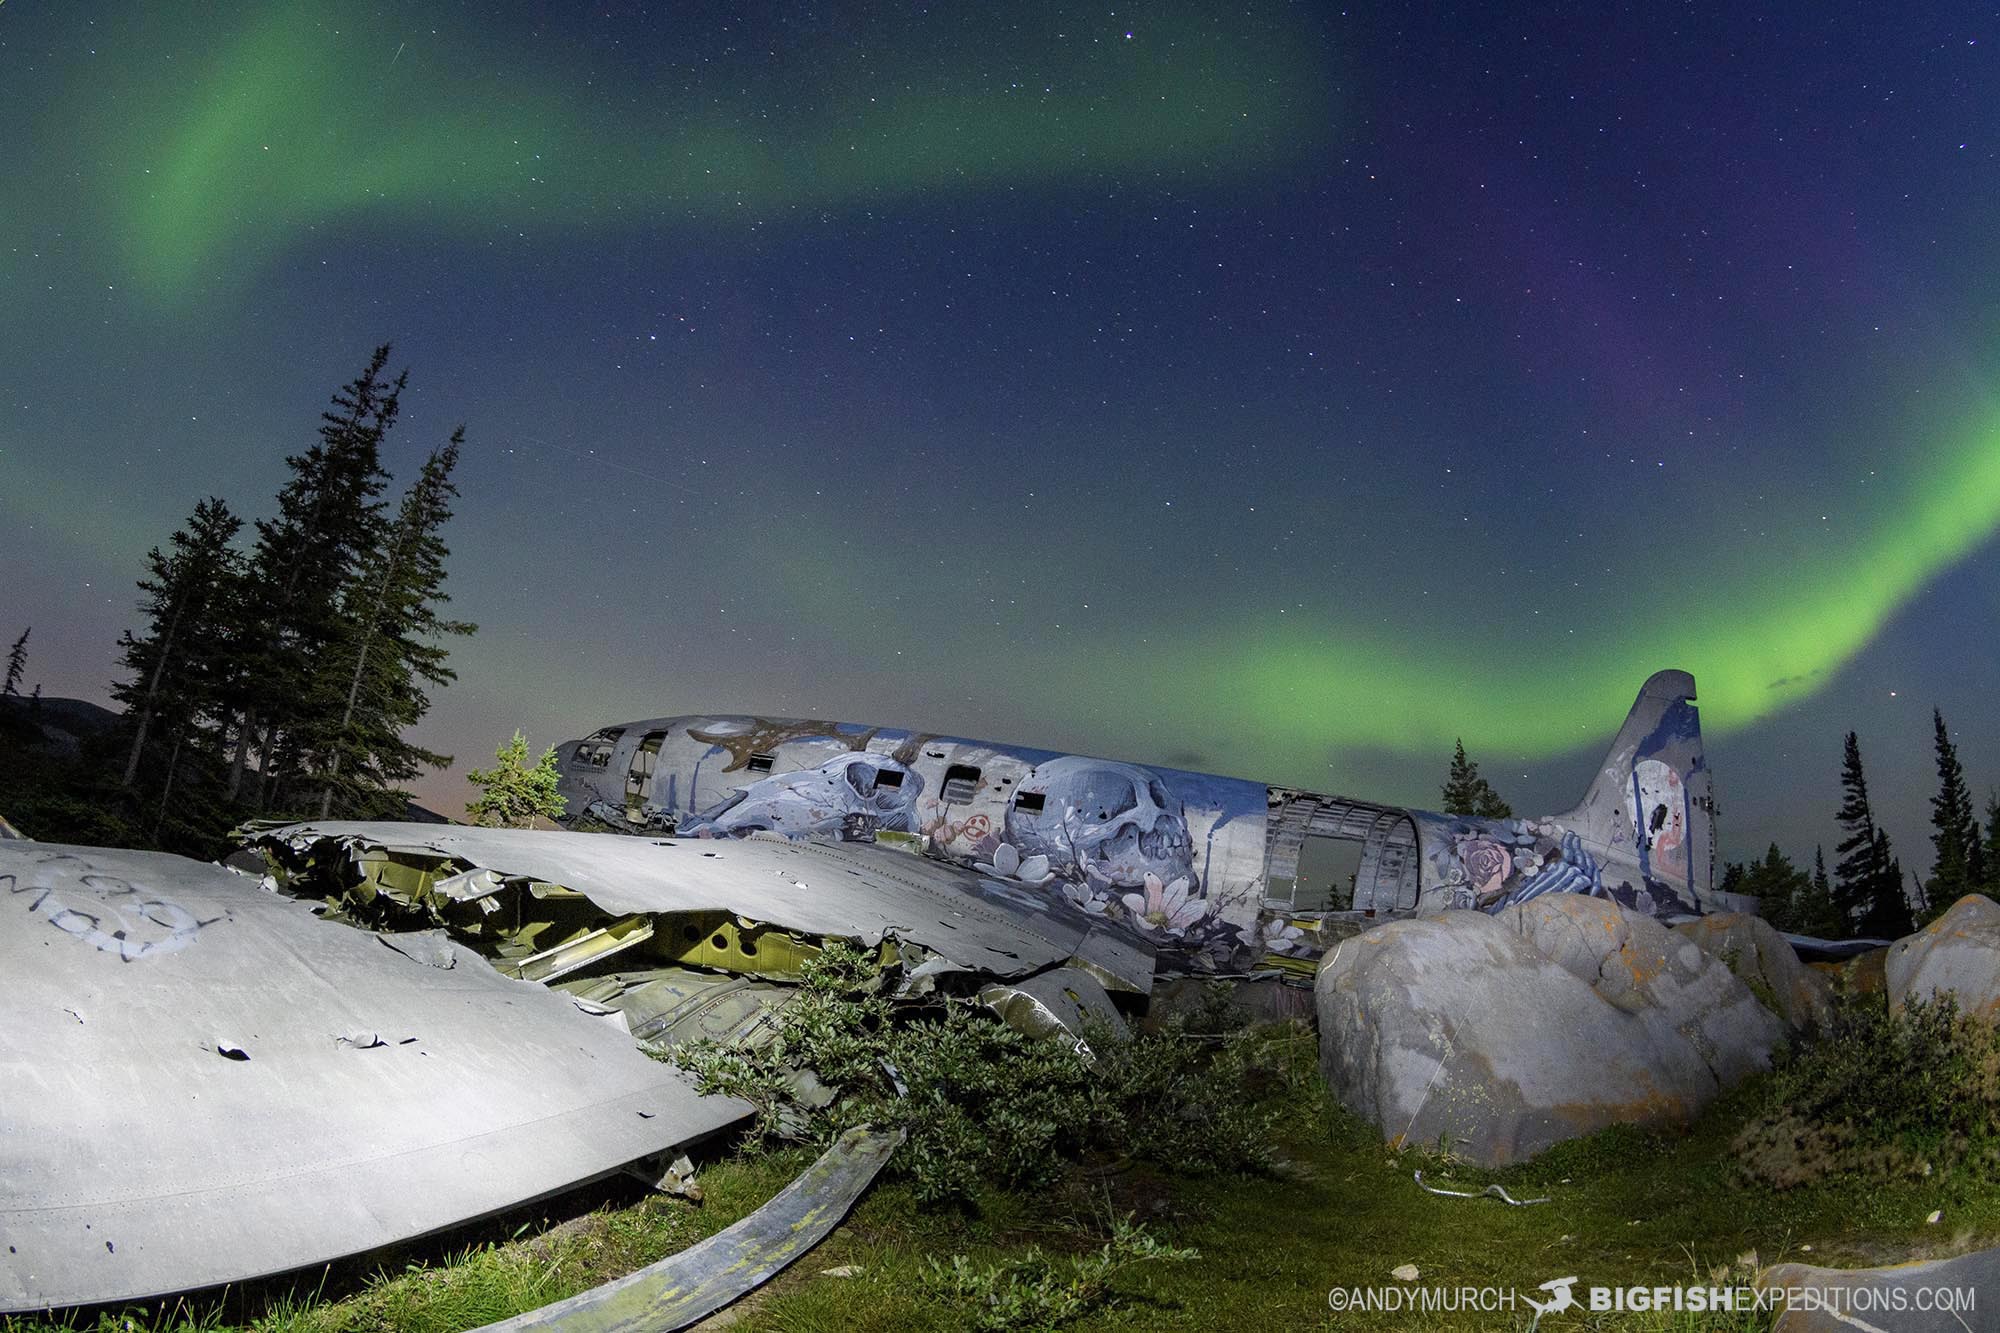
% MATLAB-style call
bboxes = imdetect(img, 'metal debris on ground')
[470,1126,903,1332]
[1413,1170,1550,1206]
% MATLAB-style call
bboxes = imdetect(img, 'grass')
[8,1021,2000,1333]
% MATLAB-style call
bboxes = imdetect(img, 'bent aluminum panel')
[0,842,749,1314]
[252,823,1155,991]
[473,1125,901,1332]
[978,965,1130,1044]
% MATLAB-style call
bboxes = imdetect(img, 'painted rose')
[1458,838,1512,902]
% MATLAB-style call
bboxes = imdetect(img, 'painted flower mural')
[1257,915,1316,959]
[1430,816,1607,912]
[1456,836,1513,905]
[973,840,1055,885]
[1121,872,1208,936]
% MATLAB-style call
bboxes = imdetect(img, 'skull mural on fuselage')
[1002,756,1197,891]
[679,753,923,840]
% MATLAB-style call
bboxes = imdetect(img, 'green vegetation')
[921,1217,1199,1333]
[1737,992,2000,1189]
[673,945,1276,1205]
[463,730,567,828]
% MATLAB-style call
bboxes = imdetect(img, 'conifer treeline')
[1725,716,2000,938]
[110,345,473,844]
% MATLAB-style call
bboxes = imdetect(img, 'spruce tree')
[1742,844,1812,931]
[114,498,244,789]
[1832,732,1888,928]
[3,628,27,697]
[315,430,475,817]
[1440,739,1513,818]
[1925,708,1982,918]
[1867,829,1914,938]
[1797,846,1842,939]
[1984,793,2000,899]
[466,731,567,828]
[231,346,402,809]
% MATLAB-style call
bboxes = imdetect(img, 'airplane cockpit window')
[747,752,776,773]
[572,729,623,768]
[874,767,905,788]
[941,764,981,804]
[1013,790,1045,814]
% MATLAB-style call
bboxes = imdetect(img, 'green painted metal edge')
[470,1125,902,1332]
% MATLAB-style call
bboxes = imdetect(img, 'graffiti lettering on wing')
[6,857,217,960]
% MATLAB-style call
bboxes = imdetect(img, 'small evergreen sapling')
[465,731,567,828]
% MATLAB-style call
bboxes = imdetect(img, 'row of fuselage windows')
[578,739,1049,813]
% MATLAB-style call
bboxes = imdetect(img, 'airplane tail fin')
[1555,669,1712,911]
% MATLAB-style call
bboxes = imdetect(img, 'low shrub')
[672,942,1284,1204]
[1735,991,2000,1187]
[921,1216,1198,1333]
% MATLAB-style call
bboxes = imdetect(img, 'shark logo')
[1526,1276,1577,1329]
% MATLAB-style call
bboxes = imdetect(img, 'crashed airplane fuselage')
[557,670,1742,974]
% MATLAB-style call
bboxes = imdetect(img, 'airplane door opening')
[1264,791,1420,915]
[1292,835,1364,912]
[624,732,667,822]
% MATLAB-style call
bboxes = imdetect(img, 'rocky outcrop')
[1887,894,2000,1020]
[1315,894,1786,1165]
[1810,944,1889,998]
[1675,912,1835,1034]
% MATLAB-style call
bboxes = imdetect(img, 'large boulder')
[1674,912,1835,1034]
[1757,1246,1996,1331]
[1315,895,1787,1165]
[1887,894,2000,1020]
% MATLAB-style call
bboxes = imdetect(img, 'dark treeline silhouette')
[0,346,473,857]
[1723,715,2000,937]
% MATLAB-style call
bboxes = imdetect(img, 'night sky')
[4,2,1998,871]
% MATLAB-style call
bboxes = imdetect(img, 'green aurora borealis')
[97,6,1326,301]
[5,0,2000,858]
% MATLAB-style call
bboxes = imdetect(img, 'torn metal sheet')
[554,968,797,1050]
[0,841,750,1314]
[1781,930,1896,963]
[246,822,1154,993]
[472,1125,902,1333]
[979,965,1130,1044]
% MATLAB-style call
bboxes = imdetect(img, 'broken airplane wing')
[241,821,1156,995]
[0,840,751,1314]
